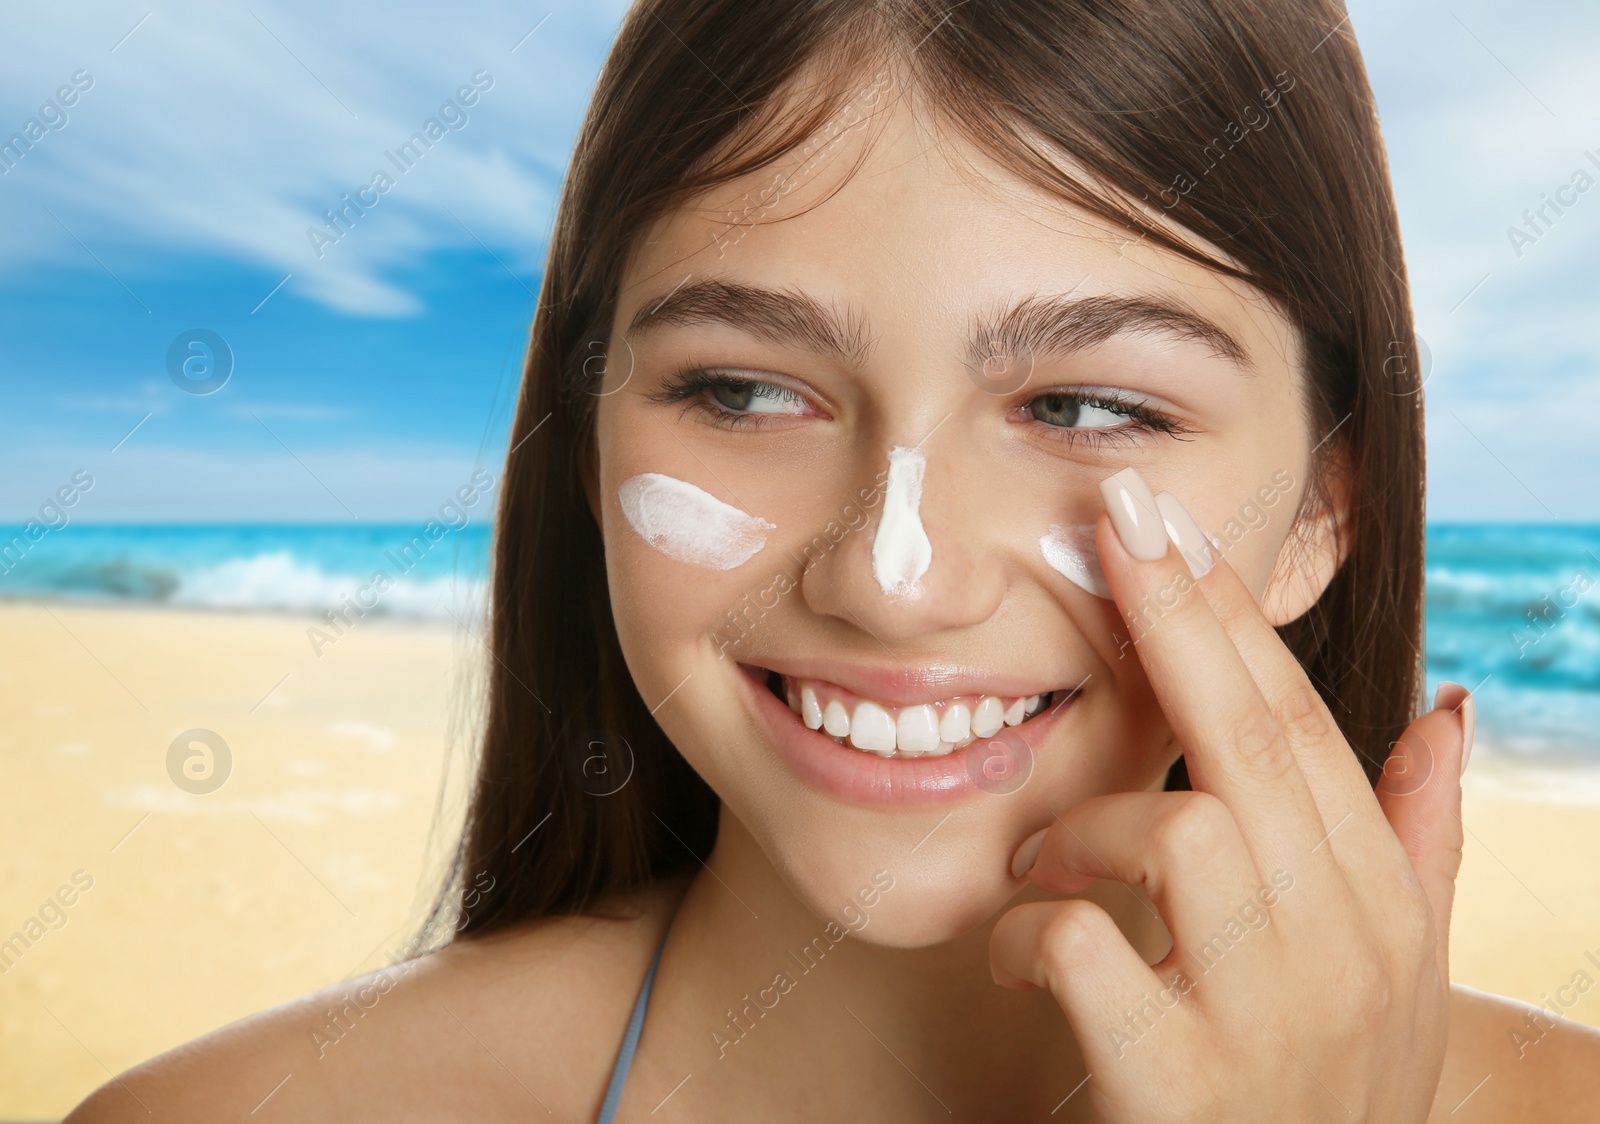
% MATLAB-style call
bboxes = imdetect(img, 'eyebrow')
[970,292,1253,371]
[625,278,1252,372]
[627,279,875,366]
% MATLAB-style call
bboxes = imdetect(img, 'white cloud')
[1350,0,1600,517]
[0,0,631,314]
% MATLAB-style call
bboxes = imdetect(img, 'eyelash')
[1024,388,1193,447]
[647,365,810,430]
[647,365,1192,446]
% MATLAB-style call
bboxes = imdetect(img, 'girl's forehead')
[618,93,1299,378]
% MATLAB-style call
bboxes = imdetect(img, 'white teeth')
[800,685,823,730]
[896,704,941,755]
[938,702,971,743]
[822,699,851,738]
[972,696,1005,738]
[849,701,898,754]
[780,674,1059,758]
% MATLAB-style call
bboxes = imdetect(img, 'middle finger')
[1097,467,1332,874]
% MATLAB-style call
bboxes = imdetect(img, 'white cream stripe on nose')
[871,446,933,597]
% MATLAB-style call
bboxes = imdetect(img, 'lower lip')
[738,663,1078,808]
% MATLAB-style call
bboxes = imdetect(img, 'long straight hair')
[427,0,1424,941]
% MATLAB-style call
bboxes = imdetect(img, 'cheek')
[596,411,788,666]
[604,502,767,661]
[600,455,857,652]
[616,472,775,570]
[1183,469,1304,600]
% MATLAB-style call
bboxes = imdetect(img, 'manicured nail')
[1010,827,1049,879]
[1433,682,1476,776]
[1155,491,1214,579]
[1099,467,1168,561]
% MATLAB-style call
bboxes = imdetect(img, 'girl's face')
[592,84,1334,945]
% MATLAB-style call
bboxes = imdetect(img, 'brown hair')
[426,0,1424,942]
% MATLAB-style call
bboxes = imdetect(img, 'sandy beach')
[0,602,475,1119]
[2,602,1598,1119]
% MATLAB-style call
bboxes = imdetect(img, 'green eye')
[648,366,816,429]
[709,379,806,415]
[1029,392,1131,428]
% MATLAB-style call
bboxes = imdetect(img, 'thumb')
[1375,682,1472,980]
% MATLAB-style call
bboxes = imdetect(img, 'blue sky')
[2,0,1596,522]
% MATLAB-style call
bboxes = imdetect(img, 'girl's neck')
[649,810,1172,1120]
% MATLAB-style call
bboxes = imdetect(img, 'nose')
[798,438,1009,644]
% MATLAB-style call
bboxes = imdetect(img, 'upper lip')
[742,656,1074,706]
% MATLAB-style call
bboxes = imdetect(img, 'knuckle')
[1150,792,1235,873]
[1334,940,1392,1018]
[1366,865,1448,960]
[1039,900,1112,963]
[1278,681,1334,745]
[1231,706,1295,781]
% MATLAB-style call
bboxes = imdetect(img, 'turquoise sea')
[2,523,1596,759]
[0,523,492,620]
[1425,524,1600,761]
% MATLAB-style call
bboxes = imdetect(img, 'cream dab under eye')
[618,472,774,569]
[1040,523,1112,599]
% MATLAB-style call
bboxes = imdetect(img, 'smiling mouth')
[760,669,1068,759]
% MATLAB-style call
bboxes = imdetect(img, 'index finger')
[1184,533,1407,870]
[1097,467,1331,873]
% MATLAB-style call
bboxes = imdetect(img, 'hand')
[989,473,1468,1122]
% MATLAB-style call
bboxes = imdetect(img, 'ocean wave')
[1425,565,1600,614]
[167,551,482,618]
[0,535,487,620]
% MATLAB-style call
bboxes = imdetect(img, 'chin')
[755,824,1024,949]
[847,865,1027,949]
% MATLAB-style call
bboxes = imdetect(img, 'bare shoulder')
[66,870,694,1123]
[1428,981,1600,1122]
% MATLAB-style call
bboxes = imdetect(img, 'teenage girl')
[71,1,1600,1120]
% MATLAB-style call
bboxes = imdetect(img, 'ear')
[1260,446,1352,627]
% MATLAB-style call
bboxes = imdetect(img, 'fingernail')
[1099,467,1168,561]
[1433,682,1476,776]
[1010,827,1048,879]
[1155,492,1215,579]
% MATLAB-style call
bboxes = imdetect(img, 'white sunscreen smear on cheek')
[618,473,775,570]
[1040,523,1112,599]
[872,445,933,597]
